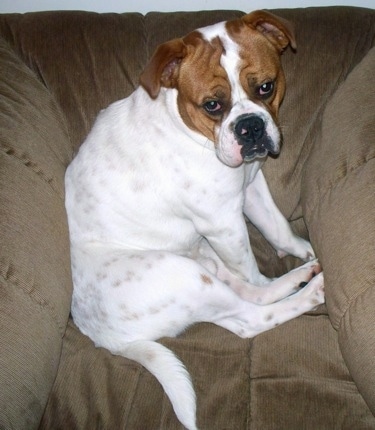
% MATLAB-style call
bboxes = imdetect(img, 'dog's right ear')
[242,10,297,52]
[140,39,187,99]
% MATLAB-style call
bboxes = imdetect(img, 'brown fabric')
[0,6,374,430]
[249,314,375,429]
[302,46,375,414]
[0,37,72,428]
[0,11,147,151]
[41,315,375,430]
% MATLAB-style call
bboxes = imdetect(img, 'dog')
[65,10,324,430]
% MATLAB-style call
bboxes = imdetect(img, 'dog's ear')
[242,10,297,52]
[140,39,187,99]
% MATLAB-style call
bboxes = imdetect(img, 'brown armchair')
[1,6,374,429]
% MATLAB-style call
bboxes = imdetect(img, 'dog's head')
[140,10,296,167]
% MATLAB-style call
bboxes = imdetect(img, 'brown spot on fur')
[124,271,135,282]
[98,310,108,322]
[201,273,213,285]
[96,272,108,281]
[123,312,141,321]
[129,254,145,260]
[145,351,156,362]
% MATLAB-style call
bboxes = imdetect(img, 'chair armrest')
[302,47,375,413]
[0,37,72,428]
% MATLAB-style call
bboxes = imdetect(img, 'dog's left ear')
[242,10,297,52]
[140,39,187,99]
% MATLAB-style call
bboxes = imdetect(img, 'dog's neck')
[157,87,217,153]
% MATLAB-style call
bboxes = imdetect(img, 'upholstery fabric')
[0,37,72,428]
[303,45,375,414]
[0,6,374,430]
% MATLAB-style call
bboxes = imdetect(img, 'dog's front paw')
[276,236,316,262]
[300,271,325,309]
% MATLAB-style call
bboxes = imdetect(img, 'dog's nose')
[234,115,265,144]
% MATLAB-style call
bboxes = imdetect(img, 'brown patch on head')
[140,31,231,143]
[200,273,214,285]
[175,34,231,142]
[225,14,291,118]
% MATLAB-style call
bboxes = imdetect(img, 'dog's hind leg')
[211,272,325,338]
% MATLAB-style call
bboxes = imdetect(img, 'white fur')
[65,22,324,430]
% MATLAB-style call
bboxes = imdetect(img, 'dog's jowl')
[65,10,324,430]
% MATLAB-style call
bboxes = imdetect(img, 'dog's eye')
[257,82,274,98]
[203,100,223,115]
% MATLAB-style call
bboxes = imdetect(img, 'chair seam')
[0,267,68,337]
[0,142,64,199]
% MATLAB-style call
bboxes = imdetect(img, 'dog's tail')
[115,340,198,430]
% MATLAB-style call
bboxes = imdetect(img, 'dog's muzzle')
[234,114,279,162]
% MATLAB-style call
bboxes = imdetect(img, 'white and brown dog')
[65,10,324,430]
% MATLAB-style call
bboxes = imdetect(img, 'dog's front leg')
[197,214,269,285]
[243,169,315,261]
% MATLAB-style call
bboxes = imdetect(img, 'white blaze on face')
[219,38,249,105]
[199,21,246,105]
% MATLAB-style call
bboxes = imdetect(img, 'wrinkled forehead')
[198,21,262,102]
[197,20,240,69]
[197,18,274,57]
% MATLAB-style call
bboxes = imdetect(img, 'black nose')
[234,115,265,144]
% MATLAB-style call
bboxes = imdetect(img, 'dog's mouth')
[241,140,280,162]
